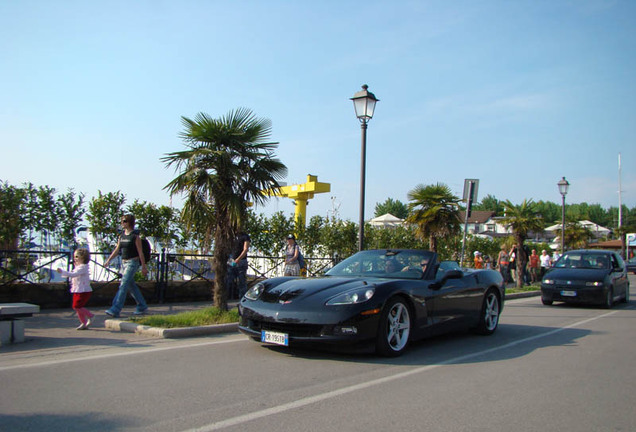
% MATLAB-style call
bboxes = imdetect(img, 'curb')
[104,320,239,338]
[505,290,541,300]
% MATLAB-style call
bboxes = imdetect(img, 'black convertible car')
[541,249,630,308]
[238,249,505,356]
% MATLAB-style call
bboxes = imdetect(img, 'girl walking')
[57,248,95,330]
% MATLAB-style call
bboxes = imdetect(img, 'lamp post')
[351,84,379,251]
[558,177,570,255]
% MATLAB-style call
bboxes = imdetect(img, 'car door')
[611,253,628,298]
[428,270,483,334]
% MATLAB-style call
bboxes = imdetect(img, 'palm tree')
[500,200,544,287]
[162,108,287,310]
[559,221,594,249]
[406,183,461,253]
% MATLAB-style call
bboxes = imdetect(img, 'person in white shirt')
[57,248,95,330]
[539,249,552,279]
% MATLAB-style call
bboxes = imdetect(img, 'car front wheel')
[621,284,630,304]
[602,288,613,309]
[376,297,411,357]
[475,289,501,335]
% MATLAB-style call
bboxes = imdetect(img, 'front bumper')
[238,301,381,350]
[541,284,608,305]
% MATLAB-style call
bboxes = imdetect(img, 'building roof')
[587,239,622,249]
[459,210,495,224]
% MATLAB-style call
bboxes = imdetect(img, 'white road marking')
[184,310,620,432]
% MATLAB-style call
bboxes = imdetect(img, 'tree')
[474,194,504,215]
[367,224,422,250]
[319,217,358,259]
[406,183,461,253]
[559,221,594,249]
[500,200,544,287]
[127,200,182,250]
[0,181,26,249]
[163,108,287,310]
[86,191,127,251]
[374,198,409,219]
[56,189,86,249]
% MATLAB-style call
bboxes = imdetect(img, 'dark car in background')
[239,249,505,357]
[541,250,630,308]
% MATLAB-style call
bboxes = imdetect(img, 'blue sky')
[1,0,634,223]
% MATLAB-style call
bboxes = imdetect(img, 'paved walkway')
[0,301,239,359]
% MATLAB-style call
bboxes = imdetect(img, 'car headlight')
[585,281,603,287]
[326,287,375,306]
[543,279,555,285]
[244,283,265,300]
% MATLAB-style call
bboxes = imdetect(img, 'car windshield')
[326,250,435,280]
[553,253,610,270]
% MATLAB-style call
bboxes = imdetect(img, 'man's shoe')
[86,317,92,328]
[133,309,148,316]
[76,323,87,330]
[105,310,120,318]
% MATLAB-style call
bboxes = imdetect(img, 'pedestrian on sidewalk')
[284,234,301,276]
[57,248,95,330]
[103,214,149,318]
[227,231,251,299]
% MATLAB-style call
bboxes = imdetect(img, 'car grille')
[550,280,586,288]
[247,319,325,338]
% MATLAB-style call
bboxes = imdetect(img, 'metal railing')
[1,249,340,302]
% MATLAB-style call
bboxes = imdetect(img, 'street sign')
[463,179,479,218]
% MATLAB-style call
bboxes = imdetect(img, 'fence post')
[156,248,166,303]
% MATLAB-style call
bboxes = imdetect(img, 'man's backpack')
[139,236,152,263]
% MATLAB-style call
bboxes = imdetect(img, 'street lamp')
[351,84,379,251]
[558,177,570,255]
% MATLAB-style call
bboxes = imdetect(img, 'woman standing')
[284,234,301,276]
[497,245,510,285]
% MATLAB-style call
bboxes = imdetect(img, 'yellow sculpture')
[269,174,331,227]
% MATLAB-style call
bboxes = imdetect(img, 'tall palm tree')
[406,183,461,253]
[162,108,287,310]
[500,199,544,287]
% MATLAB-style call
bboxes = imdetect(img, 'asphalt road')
[1,278,635,432]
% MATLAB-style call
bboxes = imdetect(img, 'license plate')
[561,290,577,297]
[261,330,289,346]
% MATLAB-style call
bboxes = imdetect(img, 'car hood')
[260,276,378,304]
[544,268,609,281]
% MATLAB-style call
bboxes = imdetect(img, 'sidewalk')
[0,301,240,356]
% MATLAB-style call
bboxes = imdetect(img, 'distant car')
[239,249,505,357]
[626,257,636,274]
[541,250,630,308]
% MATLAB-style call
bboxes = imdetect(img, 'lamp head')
[351,84,379,122]
[557,177,570,197]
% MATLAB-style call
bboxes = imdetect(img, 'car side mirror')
[430,269,463,290]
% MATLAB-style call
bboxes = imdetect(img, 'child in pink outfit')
[57,248,95,330]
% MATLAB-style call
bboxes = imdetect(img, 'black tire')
[475,289,501,335]
[602,288,613,309]
[542,298,553,306]
[376,297,411,357]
